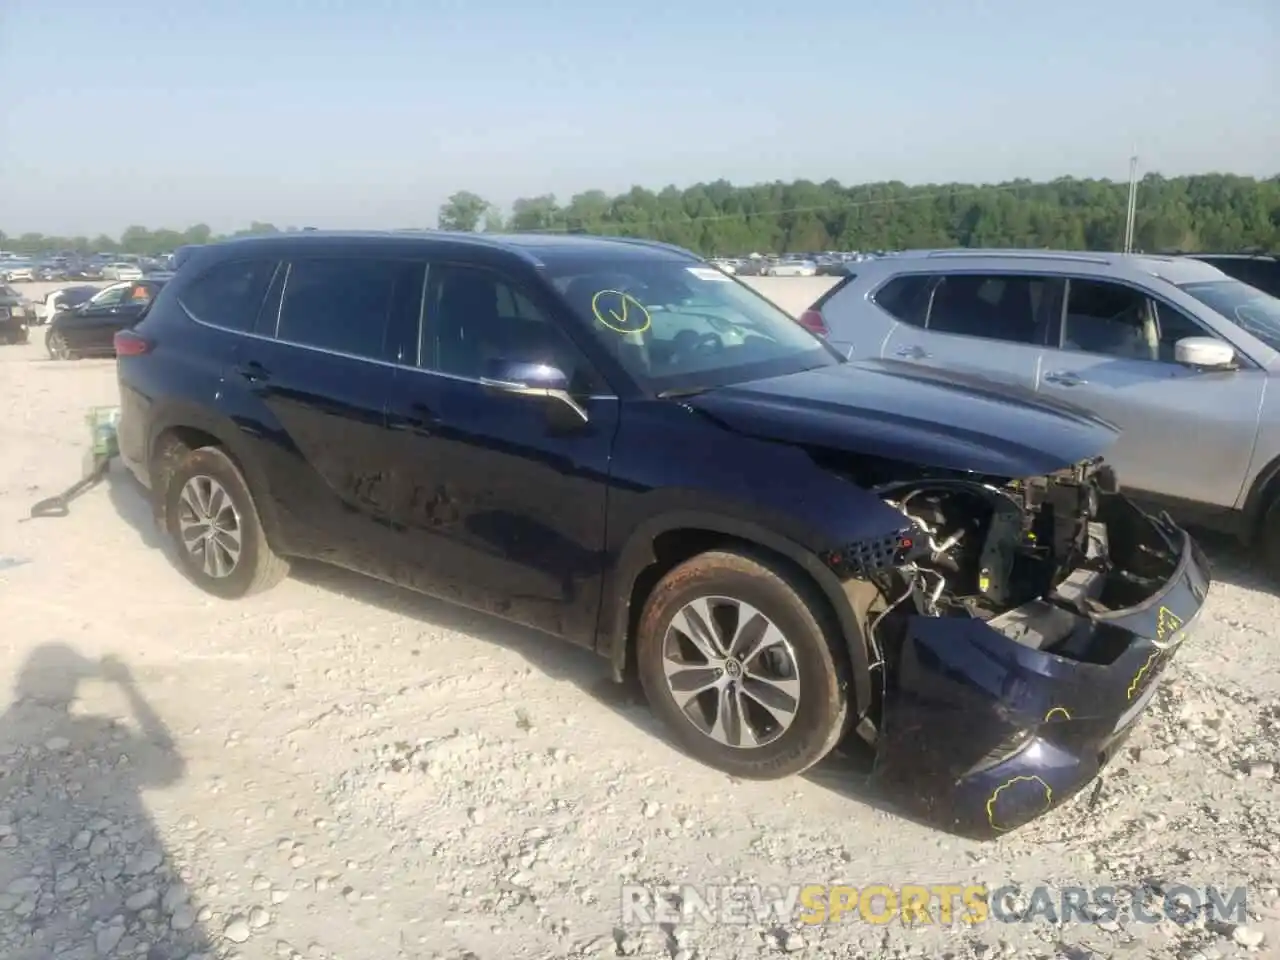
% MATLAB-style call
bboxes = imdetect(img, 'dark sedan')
[0,283,35,344]
[46,278,167,360]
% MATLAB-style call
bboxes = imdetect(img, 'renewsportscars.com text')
[621,883,1248,927]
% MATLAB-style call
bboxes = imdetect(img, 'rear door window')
[276,258,419,361]
[925,274,1056,345]
[874,272,1058,345]
[178,259,278,332]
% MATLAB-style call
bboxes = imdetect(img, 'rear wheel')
[162,446,290,599]
[46,330,74,360]
[636,549,849,780]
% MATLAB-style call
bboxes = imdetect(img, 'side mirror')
[479,358,588,423]
[1175,336,1236,370]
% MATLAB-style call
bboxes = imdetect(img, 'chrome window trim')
[177,304,620,400]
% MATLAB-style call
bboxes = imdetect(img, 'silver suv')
[803,249,1280,573]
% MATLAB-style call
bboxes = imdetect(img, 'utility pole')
[1123,148,1139,253]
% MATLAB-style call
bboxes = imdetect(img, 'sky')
[1,0,1276,237]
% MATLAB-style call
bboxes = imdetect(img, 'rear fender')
[146,400,290,553]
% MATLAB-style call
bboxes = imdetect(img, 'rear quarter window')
[177,259,279,332]
[871,274,934,327]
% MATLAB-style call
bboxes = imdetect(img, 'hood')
[686,358,1119,478]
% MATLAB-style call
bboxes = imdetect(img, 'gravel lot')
[0,276,1277,960]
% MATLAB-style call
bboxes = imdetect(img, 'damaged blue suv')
[114,232,1210,838]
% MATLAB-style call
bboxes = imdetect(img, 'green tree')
[6,172,1280,258]
[437,191,491,232]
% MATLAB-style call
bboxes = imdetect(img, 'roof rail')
[1179,249,1276,260]
[601,235,702,260]
[924,249,1112,265]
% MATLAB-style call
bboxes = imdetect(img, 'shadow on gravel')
[1185,527,1274,595]
[103,466,945,833]
[0,644,213,959]
[288,561,925,826]
[105,465,167,551]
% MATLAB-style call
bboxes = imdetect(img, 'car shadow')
[105,463,168,551]
[284,560,925,828]
[0,643,215,959]
[103,468,928,830]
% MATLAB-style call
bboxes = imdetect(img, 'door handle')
[236,361,270,383]
[895,345,930,360]
[1044,371,1087,386]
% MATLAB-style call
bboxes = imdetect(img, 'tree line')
[4,173,1278,259]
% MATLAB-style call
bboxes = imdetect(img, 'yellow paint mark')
[591,289,651,335]
[985,775,1053,832]
[1127,650,1160,700]
[1155,605,1184,643]
[1044,706,1071,722]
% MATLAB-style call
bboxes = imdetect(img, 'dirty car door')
[230,256,421,578]
[385,263,617,645]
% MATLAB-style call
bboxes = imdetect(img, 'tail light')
[797,308,829,337]
[113,330,152,356]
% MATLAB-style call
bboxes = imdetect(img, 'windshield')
[0,284,19,299]
[89,283,129,304]
[62,287,96,305]
[544,256,838,393]
[1180,280,1280,354]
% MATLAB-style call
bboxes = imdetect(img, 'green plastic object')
[87,405,121,460]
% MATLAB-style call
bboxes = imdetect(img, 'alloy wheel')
[177,475,243,578]
[661,595,801,749]
[48,333,69,360]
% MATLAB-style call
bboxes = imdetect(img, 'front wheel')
[636,549,850,780]
[162,445,290,599]
[46,330,74,360]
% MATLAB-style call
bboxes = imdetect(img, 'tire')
[636,549,850,780]
[1261,498,1280,582]
[46,330,74,360]
[162,445,290,599]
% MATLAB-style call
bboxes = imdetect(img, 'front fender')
[602,510,878,716]
[597,400,913,717]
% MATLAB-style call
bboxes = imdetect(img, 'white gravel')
[0,277,1277,960]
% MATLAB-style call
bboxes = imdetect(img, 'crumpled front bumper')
[869,510,1211,840]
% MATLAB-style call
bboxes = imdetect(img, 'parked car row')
[102,229,1209,839]
[708,251,880,278]
[0,251,174,283]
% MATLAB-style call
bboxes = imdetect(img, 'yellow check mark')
[609,297,628,328]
